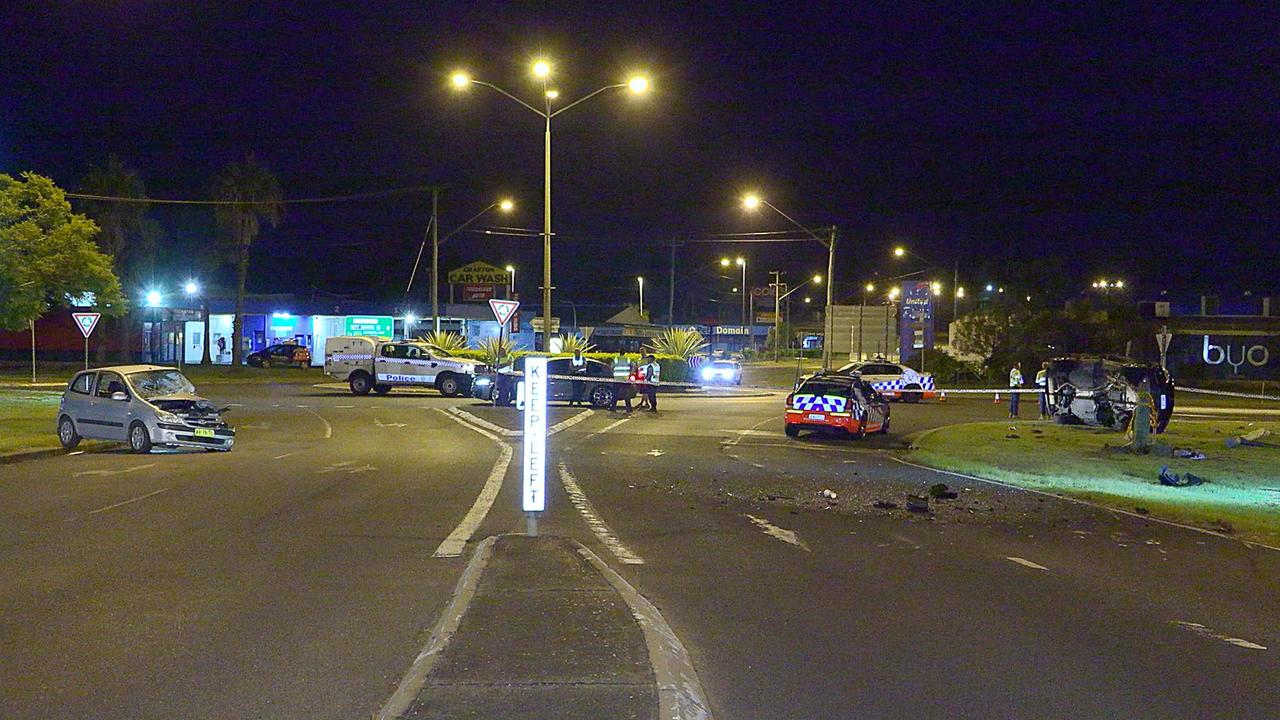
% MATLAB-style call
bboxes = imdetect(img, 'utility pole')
[823,225,837,370]
[431,188,441,333]
[668,240,676,327]
[771,270,782,363]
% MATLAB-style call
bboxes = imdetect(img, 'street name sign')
[72,312,101,338]
[522,356,548,512]
[344,315,394,337]
[530,317,561,333]
[488,299,519,326]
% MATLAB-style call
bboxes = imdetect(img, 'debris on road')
[872,500,898,510]
[1225,428,1275,449]
[905,494,930,513]
[1172,448,1206,460]
[819,488,838,500]
[1158,465,1207,487]
[927,483,958,500]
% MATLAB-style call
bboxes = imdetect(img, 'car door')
[89,371,132,440]
[546,359,571,400]
[414,347,442,384]
[63,371,97,437]
[375,344,407,384]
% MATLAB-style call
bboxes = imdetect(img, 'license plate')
[807,413,825,421]
[193,428,215,438]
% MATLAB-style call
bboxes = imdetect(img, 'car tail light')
[785,393,794,407]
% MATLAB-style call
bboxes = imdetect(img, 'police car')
[833,361,935,402]
[784,373,890,439]
[324,336,483,396]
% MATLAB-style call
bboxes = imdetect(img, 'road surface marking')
[745,514,810,551]
[447,407,519,436]
[376,536,497,720]
[1173,621,1267,650]
[74,463,157,478]
[295,404,310,408]
[434,412,513,558]
[731,429,777,437]
[890,456,1280,553]
[574,541,713,720]
[301,408,332,438]
[584,417,629,441]
[549,409,594,435]
[67,451,84,456]
[749,462,765,469]
[559,462,644,565]
[1005,556,1049,570]
[333,404,355,408]
[723,416,778,448]
[272,451,301,460]
[86,487,169,515]
[647,449,665,457]
[374,418,407,428]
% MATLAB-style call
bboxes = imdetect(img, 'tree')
[211,156,283,369]
[0,172,124,331]
[79,155,152,362]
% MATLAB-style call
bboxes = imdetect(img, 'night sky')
[3,2,1277,321]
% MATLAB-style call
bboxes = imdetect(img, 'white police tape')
[499,371,706,389]
[1178,386,1280,402]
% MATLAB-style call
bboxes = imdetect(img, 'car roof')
[87,364,175,374]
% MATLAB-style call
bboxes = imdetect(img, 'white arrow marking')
[745,514,810,551]
[1005,556,1049,571]
[646,449,665,457]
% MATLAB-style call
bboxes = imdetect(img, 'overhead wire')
[64,184,445,206]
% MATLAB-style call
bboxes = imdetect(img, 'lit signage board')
[522,356,548,512]
[344,315,393,337]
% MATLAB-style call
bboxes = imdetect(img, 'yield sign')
[72,312,101,338]
[488,299,519,326]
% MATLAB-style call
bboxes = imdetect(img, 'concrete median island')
[907,420,1280,545]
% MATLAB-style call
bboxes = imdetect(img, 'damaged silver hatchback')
[57,365,236,453]
[1045,356,1175,433]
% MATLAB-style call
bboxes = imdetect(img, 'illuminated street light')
[812,274,823,284]
[956,286,966,298]
[931,281,942,296]
[986,283,995,292]
[505,265,516,295]
[893,246,905,258]
[865,282,875,293]
[405,313,417,326]
[1115,280,1125,289]
[888,287,900,300]
[720,258,730,267]
[145,290,162,307]
[741,194,761,210]
[804,297,812,303]
[452,60,650,349]
[499,198,515,212]
[720,257,748,326]
[637,276,645,317]
[183,281,199,296]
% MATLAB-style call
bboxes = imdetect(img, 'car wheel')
[784,423,800,438]
[904,384,922,403]
[588,384,616,408]
[128,421,152,454]
[262,357,273,368]
[349,372,372,396]
[879,416,890,434]
[437,374,461,397]
[373,384,392,395]
[58,415,81,450]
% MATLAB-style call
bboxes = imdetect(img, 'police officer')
[1036,361,1050,419]
[642,354,660,412]
[570,349,587,406]
[1008,361,1024,418]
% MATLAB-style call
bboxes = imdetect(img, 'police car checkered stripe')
[871,377,935,391]
[791,394,847,412]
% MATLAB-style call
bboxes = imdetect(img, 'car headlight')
[701,368,714,380]
[155,410,182,424]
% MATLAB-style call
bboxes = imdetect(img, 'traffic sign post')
[489,299,520,367]
[522,356,548,535]
[72,312,101,370]
[1156,325,1173,370]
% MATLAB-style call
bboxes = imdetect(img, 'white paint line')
[434,411,513,558]
[67,451,84,456]
[584,417,630,441]
[749,462,765,469]
[226,403,245,407]
[374,418,407,428]
[732,429,777,437]
[723,416,778,448]
[888,456,1280,554]
[647,449,666,457]
[333,404,355,409]
[559,462,644,565]
[745,514,811,551]
[303,408,332,439]
[574,541,713,720]
[73,462,157,478]
[375,536,497,720]
[295,404,310,408]
[1173,621,1267,650]
[1005,556,1049,571]
[272,451,301,460]
[86,487,170,515]
[448,407,519,436]
[548,408,594,435]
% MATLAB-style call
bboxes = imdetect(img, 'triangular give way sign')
[488,299,519,326]
[72,312,101,338]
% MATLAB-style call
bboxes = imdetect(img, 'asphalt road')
[1,383,1277,719]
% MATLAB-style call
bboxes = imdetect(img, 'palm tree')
[80,155,150,362]
[212,156,283,370]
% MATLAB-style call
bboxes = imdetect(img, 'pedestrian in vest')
[612,360,640,413]
[569,349,587,406]
[1008,362,1024,418]
[642,354,660,412]
[1036,361,1050,419]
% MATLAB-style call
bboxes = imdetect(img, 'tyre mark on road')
[559,462,644,565]
[1173,621,1267,650]
[302,408,332,439]
[434,411,513,558]
[745,514,811,551]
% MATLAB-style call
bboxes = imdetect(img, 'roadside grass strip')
[906,420,1280,546]
[0,389,63,455]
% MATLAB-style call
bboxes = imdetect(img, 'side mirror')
[111,391,129,401]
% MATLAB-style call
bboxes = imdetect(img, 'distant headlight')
[475,377,491,386]
[701,368,714,380]
[155,410,182,424]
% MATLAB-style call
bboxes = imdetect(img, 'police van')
[324,336,483,396]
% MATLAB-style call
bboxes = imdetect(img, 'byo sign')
[1202,336,1271,374]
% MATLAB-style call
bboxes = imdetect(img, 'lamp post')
[452,63,650,349]
[742,194,836,368]
[183,280,201,369]
[145,290,162,364]
[406,197,514,331]
[720,256,748,327]
[505,265,516,297]
[637,276,645,318]
[893,244,960,321]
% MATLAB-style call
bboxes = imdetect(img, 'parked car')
[832,360,935,402]
[474,356,635,408]
[57,365,236,453]
[699,359,743,385]
[784,372,890,438]
[1044,356,1174,433]
[246,343,311,368]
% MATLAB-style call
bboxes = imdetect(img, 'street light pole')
[543,114,552,347]
[739,258,747,327]
[431,189,440,332]
[638,276,645,317]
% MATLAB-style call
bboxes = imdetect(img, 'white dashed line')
[433,411,513,558]
[303,408,332,439]
[1005,556,1049,571]
[1173,621,1267,650]
[745,514,810,551]
[559,462,644,565]
[86,487,170,515]
[74,463,157,478]
[272,451,301,460]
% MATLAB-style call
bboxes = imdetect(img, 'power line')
[65,184,446,206]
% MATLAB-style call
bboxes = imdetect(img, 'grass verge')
[0,362,323,388]
[907,419,1280,546]
[0,389,84,455]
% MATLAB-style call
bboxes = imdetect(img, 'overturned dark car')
[1044,356,1174,433]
